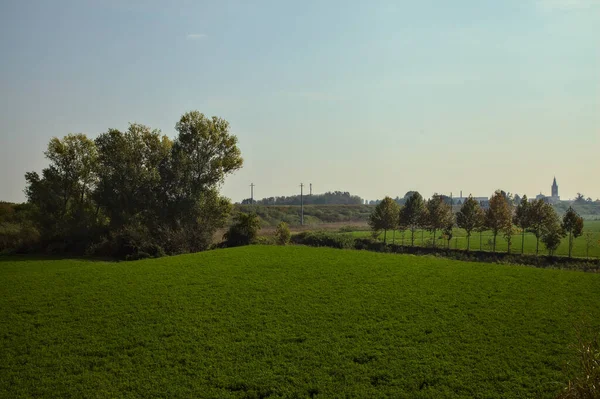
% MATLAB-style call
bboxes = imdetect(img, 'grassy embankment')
[2,246,599,398]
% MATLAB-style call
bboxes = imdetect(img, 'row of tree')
[22,111,243,258]
[369,191,585,257]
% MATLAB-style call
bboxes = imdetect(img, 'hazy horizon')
[1,0,599,203]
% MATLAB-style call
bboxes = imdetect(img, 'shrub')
[223,213,261,247]
[275,222,291,245]
[291,232,354,249]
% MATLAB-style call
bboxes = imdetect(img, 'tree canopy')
[24,111,242,258]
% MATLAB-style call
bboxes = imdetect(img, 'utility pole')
[300,183,304,226]
[250,183,255,204]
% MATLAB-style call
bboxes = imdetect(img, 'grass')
[2,246,600,398]
[349,220,600,259]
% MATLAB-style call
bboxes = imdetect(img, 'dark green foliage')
[0,202,39,253]
[291,231,355,249]
[223,213,261,247]
[21,111,242,258]
[1,247,599,397]
[246,191,363,205]
[399,192,425,246]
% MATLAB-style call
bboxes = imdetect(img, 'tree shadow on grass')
[0,254,116,263]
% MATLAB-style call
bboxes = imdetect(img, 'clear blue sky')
[1,0,599,203]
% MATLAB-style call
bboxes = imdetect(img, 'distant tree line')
[241,191,363,206]
[1,111,243,259]
[369,191,585,257]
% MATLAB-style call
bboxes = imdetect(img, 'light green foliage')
[368,196,399,243]
[456,196,484,251]
[399,192,425,246]
[424,194,453,248]
[562,207,585,258]
[1,247,599,397]
[485,191,512,252]
[275,222,291,245]
[513,195,530,254]
[25,134,99,247]
[540,209,565,256]
[528,199,559,255]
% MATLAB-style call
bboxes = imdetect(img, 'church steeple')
[551,177,558,198]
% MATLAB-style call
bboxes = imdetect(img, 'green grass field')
[350,220,600,258]
[2,246,600,398]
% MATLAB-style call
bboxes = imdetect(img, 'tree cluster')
[242,191,363,206]
[369,191,585,256]
[23,111,243,258]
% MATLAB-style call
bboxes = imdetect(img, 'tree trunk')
[493,233,497,252]
[480,231,482,251]
[421,230,424,246]
[431,229,436,248]
[467,234,470,251]
[536,234,539,255]
[411,228,415,247]
[521,230,525,255]
[568,231,572,258]
[392,230,396,245]
[383,229,387,244]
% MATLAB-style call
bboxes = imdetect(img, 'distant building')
[535,177,561,204]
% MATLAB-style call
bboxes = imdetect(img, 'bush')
[275,222,291,245]
[291,231,355,249]
[84,225,166,260]
[354,238,388,252]
[223,213,261,247]
[0,223,40,253]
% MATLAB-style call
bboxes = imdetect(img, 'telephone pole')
[300,183,304,226]
[250,183,255,204]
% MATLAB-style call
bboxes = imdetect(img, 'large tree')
[424,194,453,248]
[562,207,584,258]
[369,196,399,244]
[399,192,426,246]
[513,195,531,254]
[94,124,172,230]
[485,191,512,252]
[541,212,564,256]
[25,134,99,247]
[456,196,484,251]
[24,111,243,257]
[527,199,557,255]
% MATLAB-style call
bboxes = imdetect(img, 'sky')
[1,0,599,203]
